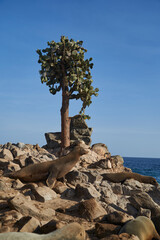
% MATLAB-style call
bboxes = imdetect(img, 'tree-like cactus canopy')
[37,36,99,118]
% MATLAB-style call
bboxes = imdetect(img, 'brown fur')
[5,145,89,188]
[119,216,160,240]
[102,172,158,186]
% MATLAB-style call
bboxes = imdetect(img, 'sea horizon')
[123,156,160,183]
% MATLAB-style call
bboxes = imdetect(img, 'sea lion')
[119,216,160,240]
[5,145,89,188]
[102,172,158,186]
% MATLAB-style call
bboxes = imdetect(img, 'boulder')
[31,186,57,202]
[75,183,101,199]
[15,216,40,232]
[16,142,26,149]
[92,143,111,157]
[104,211,134,225]
[13,154,28,168]
[110,155,124,169]
[78,198,107,220]
[0,149,13,161]
[98,181,118,204]
[38,220,59,234]
[82,170,103,184]
[90,159,112,169]
[53,182,68,194]
[11,147,25,158]
[7,162,21,172]
[65,170,89,186]
[110,183,123,195]
[70,115,89,129]
[80,149,101,165]
[45,132,61,148]
[45,115,93,148]
[8,193,55,220]
[129,192,160,217]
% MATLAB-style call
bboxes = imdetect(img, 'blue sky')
[0,0,160,157]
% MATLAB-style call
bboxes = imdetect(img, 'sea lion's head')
[74,145,89,156]
[149,177,159,186]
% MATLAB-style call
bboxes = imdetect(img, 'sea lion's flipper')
[46,168,57,189]
[4,171,17,179]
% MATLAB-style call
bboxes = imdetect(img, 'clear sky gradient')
[0,0,160,157]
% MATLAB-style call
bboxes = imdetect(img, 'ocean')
[123,157,160,184]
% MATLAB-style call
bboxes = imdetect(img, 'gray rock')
[45,115,93,148]
[129,192,160,217]
[71,128,92,137]
[45,132,61,148]
[70,115,89,129]
[147,185,160,205]
[31,186,57,202]
[96,182,118,204]
[122,185,142,196]
[0,222,86,240]
[123,179,142,189]
[110,183,123,195]
[65,170,89,186]
[75,183,101,199]
[83,170,103,184]
[16,142,26,149]
[8,193,55,220]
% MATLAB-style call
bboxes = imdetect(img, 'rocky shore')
[0,142,160,239]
